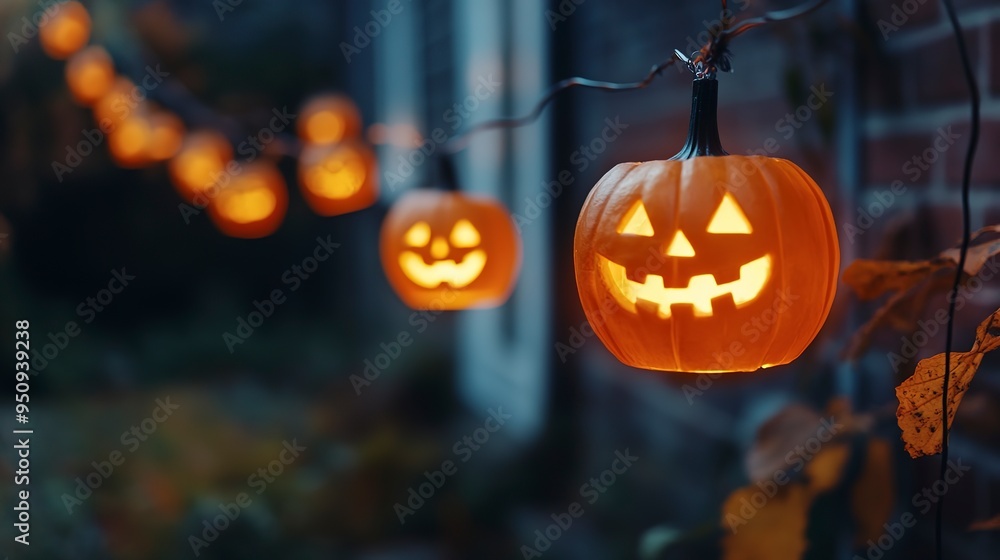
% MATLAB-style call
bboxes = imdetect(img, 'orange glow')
[208,163,288,239]
[39,1,91,60]
[298,141,378,216]
[65,46,115,106]
[380,190,522,310]
[94,78,141,130]
[108,117,153,168]
[297,95,362,144]
[145,113,185,161]
[168,131,233,203]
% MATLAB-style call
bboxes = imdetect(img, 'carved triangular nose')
[665,230,696,257]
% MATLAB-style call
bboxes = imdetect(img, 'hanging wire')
[440,57,680,154]
[440,0,833,155]
[938,0,979,558]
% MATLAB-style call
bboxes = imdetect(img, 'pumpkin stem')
[670,78,728,160]
[438,153,460,191]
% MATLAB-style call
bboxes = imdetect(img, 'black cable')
[938,0,979,559]
[440,0,833,155]
[441,57,679,154]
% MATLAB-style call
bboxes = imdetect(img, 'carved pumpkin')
[298,141,378,216]
[574,79,839,372]
[39,1,91,60]
[169,131,233,203]
[381,190,520,310]
[297,95,362,145]
[65,46,115,106]
[208,163,288,239]
[108,115,153,168]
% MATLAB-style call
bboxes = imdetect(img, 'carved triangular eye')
[707,193,752,234]
[404,221,431,246]
[617,200,655,236]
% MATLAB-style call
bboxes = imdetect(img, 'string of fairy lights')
[27,1,985,558]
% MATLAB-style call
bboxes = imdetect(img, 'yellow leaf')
[721,484,812,560]
[896,352,980,458]
[804,443,851,495]
[850,439,895,545]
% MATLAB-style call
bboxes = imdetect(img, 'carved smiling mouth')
[399,249,487,288]
[597,254,772,318]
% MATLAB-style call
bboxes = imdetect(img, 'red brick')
[866,0,939,33]
[909,28,980,105]
[945,120,1000,186]
[865,134,934,186]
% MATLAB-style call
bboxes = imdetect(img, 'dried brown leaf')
[846,224,1000,361]
[896,352,980,458]
[842,259,949,301]
[850,439,895,545]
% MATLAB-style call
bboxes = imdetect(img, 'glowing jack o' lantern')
[39,1,91,60]
[168,131,233,203]
[297,95,362,145]
[108,116,153,168]
[381,190,521,310]
[298,141,378,216]
[208,163,288,239]
[574,79,839,373]
[65,46,116,106]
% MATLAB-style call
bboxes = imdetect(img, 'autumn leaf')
[850,439,895,545]
[895,307,1000,457]
[843,258,951,301]
[721,484,812,560]
[844,225,1000,360]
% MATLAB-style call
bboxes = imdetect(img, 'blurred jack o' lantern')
[574,79,839,372]
[381,190,520,309]
[297,95,362,145]
[39,1,91,60]
[168,131,233,203]
[208,163,288,239]
[298,141,378,216]
[65,46,115,106]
